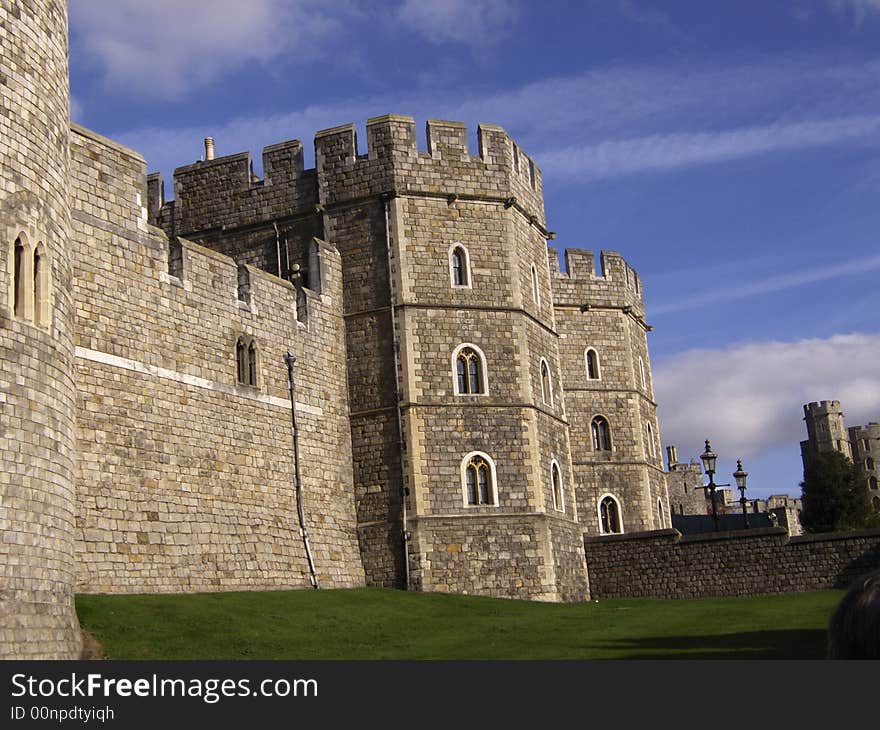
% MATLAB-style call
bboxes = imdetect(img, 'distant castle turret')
[801,401,880,510]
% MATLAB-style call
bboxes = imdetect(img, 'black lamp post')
[734,459,749,529]
[700,439,721,531]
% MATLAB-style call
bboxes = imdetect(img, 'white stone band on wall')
[74,347,322,416]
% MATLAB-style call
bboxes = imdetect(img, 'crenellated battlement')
[804,400,845,418]
[152,138,318,237]
[314,116,544,223]
[549,247,645,314]
[149,116,547,240]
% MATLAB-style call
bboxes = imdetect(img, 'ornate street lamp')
[734,459,749,529]
[700,439,721,530]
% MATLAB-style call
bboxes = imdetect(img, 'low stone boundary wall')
[583,527,880,599]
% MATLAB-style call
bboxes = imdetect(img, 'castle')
[801,400,880,509]
[0,0,670,659]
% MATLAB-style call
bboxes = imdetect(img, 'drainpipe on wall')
[383,194,411,591]
[284,351,319,589]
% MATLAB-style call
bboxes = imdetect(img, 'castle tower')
[848,422,880,509]
[800,400,853,469]
[552,249,670,534]
[315,116,589,600]
[0,0,81,657]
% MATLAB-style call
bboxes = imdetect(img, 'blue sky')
[67,0,880,499]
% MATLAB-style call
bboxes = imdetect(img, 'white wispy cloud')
[68,0,359,98]
[103,53,880,186]
[829,0,880,24]
[396,0,519,45]
[654,333,880,462]
[652,252,880,315]
[537,114,880,183]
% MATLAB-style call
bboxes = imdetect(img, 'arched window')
[867,457,875,471]
[874,496,880,511]
[531,264,540,306]
[247,340,258,386]
[236,337,248,385]
[461,452,497,506]
[646,422,656,458]
[870,476,878,491]
[13,237,26,318]
[657,499,664,527]
[585,348,600,380]
[599,494,623,534]
[540,358,552,406]
[454,345,485,395]
[33,244,48,327]
[551,461,564,512]
[450,244,470,288]
[591,416,611,451]
[639,356,647,390]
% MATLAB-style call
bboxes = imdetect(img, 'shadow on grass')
[591,629,828,659]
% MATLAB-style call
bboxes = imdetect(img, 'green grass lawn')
[76,587,842,660]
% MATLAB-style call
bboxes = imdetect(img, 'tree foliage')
[800,451,880,533]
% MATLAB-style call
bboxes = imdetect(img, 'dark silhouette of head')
[828,570,880,659]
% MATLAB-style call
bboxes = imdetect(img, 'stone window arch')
[461,451,498,506]
[33,243,49,327]
[657,498,664,528]
[591,415,612,451]
[867,457,875,471]
[540,357,553,406]
[870,476,878,491]
[599,494,623,534]
[551,460,564,512]
[646,421,656,458]
[453,343,487,395]
[639,356,647,390]
[585,347,600,380]
[449,244,471,288]
[13,235,29,319]
[236,336,259,387]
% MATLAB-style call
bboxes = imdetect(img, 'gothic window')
[236,336,258,387]
[531,264,540,306]
[874,497,880,510]
[462,452,496,506]
[551,461,564,512]
[585,348,600,380]
[33,244,48,327]
[450,244,470,288]
[639,356,647,390]
[867,457,875,471]
[247,341,258,387]
[454,345,485,395]
[540,358,552,406]
[592,416,612,451]
[13,237,26,319]
[599,495,623,534]
[657,499,664,527]
[646,422,656,458]
[870,476,878,491]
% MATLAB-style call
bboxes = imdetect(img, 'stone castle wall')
[0,0,82,659]
[69,125,365,593]
[157,114,592,600]
[584,527,880,599]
